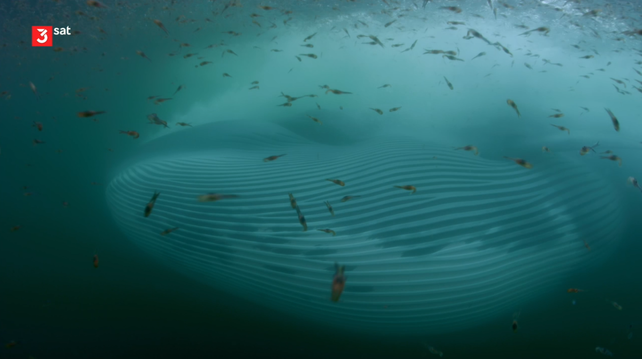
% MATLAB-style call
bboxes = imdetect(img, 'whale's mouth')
[106,121,621,335]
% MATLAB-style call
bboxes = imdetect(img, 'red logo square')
[32,26,53,47]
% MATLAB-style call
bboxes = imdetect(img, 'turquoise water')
[2,0,642,358]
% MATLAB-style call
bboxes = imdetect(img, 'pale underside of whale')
[106,121,621,335]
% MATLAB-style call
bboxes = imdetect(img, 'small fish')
[119,130,140,139]
[580,142,599,156]
[196,193,239,203]
[542,146,551,153]
[161,227,179,236]
[384,20,397,28]
[341,196,360,202]
[455,145,479,155]
[440,6,462,13]
[442,55,464,61]
[173,85,184,96]
[32,121,43,131]
[93,254,99,268]
[325,201,335,216]
[506,99,521,118]
[32,139,45,145]
[153,19,169,35]
[610,301,623,310]
[504,156,533,169]
[628,177,642,192]
[300,44,313,48]
[299,53,317,59]
[567,288,586,293]
[443,76,453,90]
[264,154,286,162]
[600,155,622,167]
[326,179,345,187]
[295,206,307,231]
[550,124,570,135]
[389,107,402,112]
[288,193,298,209]
[378,84,391,89]
[318,229,336,236]
[144,191,160,217]
[77,110,106,118]
[580,107,590,112]
[549,113,564,118]
[10,226,20,232]
[176,122,192,127]
[370,108,383,115]
[147,113,169,128]
[394,185,417,194]
[471,52,486,60]
[331,263,346,302]
[519,27,550,36]
[579,55,594,59]
[512,320,518,333]
[135,50,152,62]
[326,89,352,95]
[303,32,317,42]
[307,115,322,124]
[86,0,108,8]
[604,108,620,132]
[584,241,591,251]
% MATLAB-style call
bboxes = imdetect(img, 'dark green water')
[2,0,642,358]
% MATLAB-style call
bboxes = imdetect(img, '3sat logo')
[32,26,71,47]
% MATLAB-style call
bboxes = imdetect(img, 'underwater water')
[2,0,642,358]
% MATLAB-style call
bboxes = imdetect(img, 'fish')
[506,99,521,118]
[10,226,20,232]
[440,6,462,13]
[153,19,169,35]
[93,254,99,268]
[119,130,140,139]
[549,113,564,118]
[144,191,160,217]
[580,142,599,156]
[325,201,335,216]
[595,347,613,357]
[147,113,169,128]
[326,179,345,187]
[318,229,336,236]
[299,53,318,59]
[326,89,352,95]
[567,288,585,293]
[161,227,179,236]
[600,155,622,167]
[176,122,192,127]
[295,205,307,231]
[32,139,45,145]
[504,156,533,169]
[331,263,346,302]
[455,145,479,155]
[32,121,43,131]
[550,124,570,135]
[77,110,106,118]
[519,27,550,36]
[579,55,594,59]
[394,185,417,194]
[135,50,152,62]
[307,115,322,124]
[542,146,551,153]
[401,40,418,53]
[153,98,172,105]
[197,193,239,202]
[87,0,108,8]
[29,81,39,99]
[443,77,453,90]
[288,193,298,209]
[604,108,620,131]
[370,108,384,115]
[389,107,402,112]
[173,85,184,96]
[609,301,623,310]
[471,52,486,60]
[628,177,642,192]
[303,32,317,42]
[512,320,518,333]
[264,154,286,162]
[340,196,360,202]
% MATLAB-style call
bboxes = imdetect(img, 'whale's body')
[106,120,621,335]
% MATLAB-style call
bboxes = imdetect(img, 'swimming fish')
[604,108,620,132]
[504,156,533,169]
[567,288,585,293]
[542,146,551,153]
[394,185,417,194]
[550,124,570,135]
[443,77,453,90]
[595,347,613,356]
[455,145,479,155]
[580,142,599,155]
[627,177,642,192]
[197,193,239,202]
[161,227,179,236]
[119,130,140,139]
[144,191,160,217]
[506,99,521,118]
[325,201,335,216]
[153,19,169,35]
[318,229,336,236]
[341,196,360,202]
[77,110,106,118]
[264,154,286,162]
[147,113,169,128]
[600,155,622,166]
[370,108,384,115]
[295,205,307,231]
[93,254,99,268]
[471,52,486,60]
[288,193,298,209]
[331,263,346,302]
[326,179,345,186]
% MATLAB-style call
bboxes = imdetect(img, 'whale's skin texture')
[106,121,621,336]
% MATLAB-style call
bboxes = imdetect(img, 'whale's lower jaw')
[106,132,621,335]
